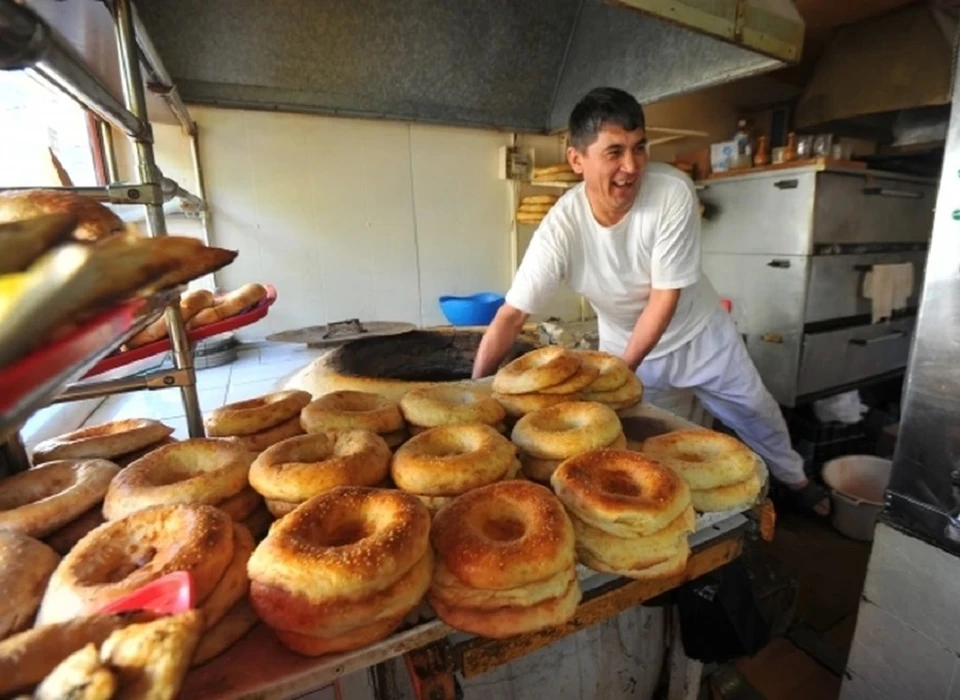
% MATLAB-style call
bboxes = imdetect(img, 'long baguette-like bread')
[0,190,126,242]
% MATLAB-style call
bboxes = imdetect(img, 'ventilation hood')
[122,0,804,133]
[795,3,957,130]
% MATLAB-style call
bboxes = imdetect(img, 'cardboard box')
[710,140,737,173]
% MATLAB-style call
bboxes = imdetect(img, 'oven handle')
[862,186,923,199]
[849,331,907,346]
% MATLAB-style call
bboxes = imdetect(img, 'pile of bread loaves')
[126,282,270,349]
[493,346,643,419]
[0,345,764,692]
[515,194,558,225]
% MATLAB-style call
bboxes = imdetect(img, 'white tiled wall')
[841,523,960,700]
[147,108,520,338]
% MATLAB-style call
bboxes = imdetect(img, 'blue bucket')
[438,292,505,326]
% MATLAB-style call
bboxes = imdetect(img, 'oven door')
[796,317,916,398]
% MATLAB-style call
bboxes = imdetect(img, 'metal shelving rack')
[0,0,210,463]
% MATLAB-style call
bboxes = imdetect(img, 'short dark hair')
[568,87,645,151]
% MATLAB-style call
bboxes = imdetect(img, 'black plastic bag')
[675,559,771,664]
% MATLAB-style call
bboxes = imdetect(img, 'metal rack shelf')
[0,0,217,453]
[0,290,176,443]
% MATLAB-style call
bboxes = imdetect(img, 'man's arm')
[472,304,529,378]
[622,288,681,371]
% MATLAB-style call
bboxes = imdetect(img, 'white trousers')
[637,308,807,486]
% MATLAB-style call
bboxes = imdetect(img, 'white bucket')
[821,455,893,542]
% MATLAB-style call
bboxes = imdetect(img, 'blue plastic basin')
[438,293,505,326]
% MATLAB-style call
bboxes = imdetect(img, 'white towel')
[862,263,915,323]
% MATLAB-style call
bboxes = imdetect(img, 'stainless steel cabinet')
[699,165,934,406]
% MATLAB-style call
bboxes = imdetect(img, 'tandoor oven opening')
[323,329,538,382]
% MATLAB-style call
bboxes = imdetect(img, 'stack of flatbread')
[531,162,581,184]
[516,195,558,225]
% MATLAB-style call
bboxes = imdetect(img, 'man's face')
[568,124,647,217]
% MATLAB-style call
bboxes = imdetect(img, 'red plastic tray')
[0,294,165,422]
[85,285,277,378]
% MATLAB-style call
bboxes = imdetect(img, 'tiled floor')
[81,343,328,436]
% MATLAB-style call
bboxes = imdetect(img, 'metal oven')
[699,165,935,407]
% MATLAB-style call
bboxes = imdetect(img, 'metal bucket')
[821,455,892,542]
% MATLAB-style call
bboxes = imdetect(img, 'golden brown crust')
[99,609,203,700]
[689,471,762,512]
[0,459,119,538]
[273,614,405,656]
[519,453,563,484]
[581,371,643,408]
[187,283,267,328]
[520,432,625,483]
[492,347,581,395]
[570,505,695,571]
[215,486,262,522]
[249,431,391,503]
[430,480,575,591]
[250,548,432,637]
[113,437,179,469]
[247,487,431,602]
[44,506,106,555]
[391,424,517,497]
[34,641,117,700]
[381,428,409,449]
[429,559,573,611]
[191,598,259,666]
[641,429,756,490]
[0,190,126,242]
[579,538,691,580]
[551,449,691,537]
[199,523,254,631]
[493,391,572,419]
[0,614,130,696]
[300,391,404,435]
[264,498,299,518]
[578,351,632,393]
[219,414,305,453]
[205,390,312,438]
[127,289,215,348]
[511,401,622,460]
[428,574,581,638]
[538,362,600,394]
[399,385,505,428]
[103,439,253,520]
[33,420,174,463]
[37,504,234,625]
[0,532,59,640]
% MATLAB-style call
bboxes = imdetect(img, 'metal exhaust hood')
[795,2,957,130]
[126,0,804,133]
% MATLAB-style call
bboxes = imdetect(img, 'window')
[0,70,103,188]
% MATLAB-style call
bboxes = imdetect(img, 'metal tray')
[267,319,416,347]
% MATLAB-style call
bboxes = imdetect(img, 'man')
[473,87,828,515]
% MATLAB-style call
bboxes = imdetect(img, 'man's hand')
[622,288,681,371]
[472,304,529,379]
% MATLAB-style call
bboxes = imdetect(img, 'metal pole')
[189,127,211,245]
[0,0,148,139]
[98,120,120,183]
[113,0,204,438]
[129,4,195,136]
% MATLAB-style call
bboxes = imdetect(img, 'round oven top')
[285,328,539,400]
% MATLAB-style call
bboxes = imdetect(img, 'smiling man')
[473,87,828,515]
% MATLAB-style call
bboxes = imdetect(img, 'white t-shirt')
[505,162,719,360]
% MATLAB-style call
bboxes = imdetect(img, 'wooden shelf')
[526,180,580,189]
